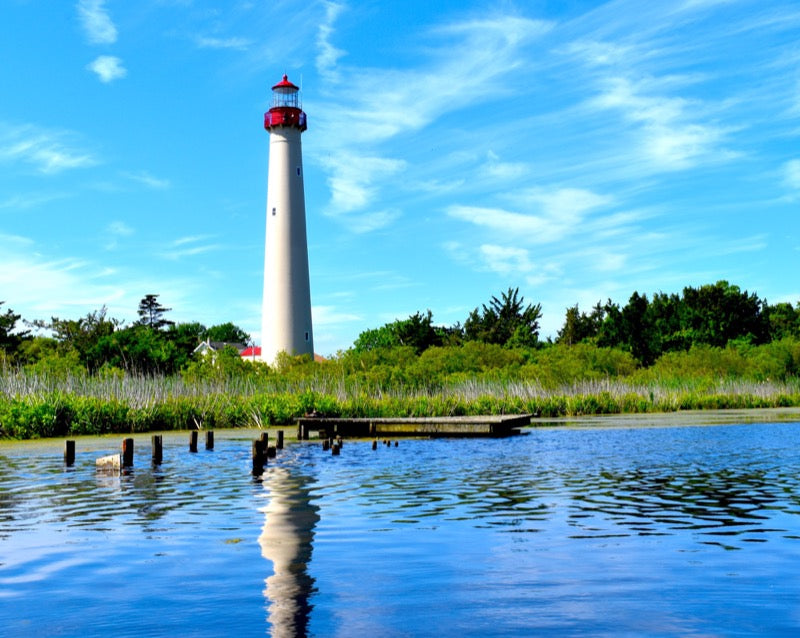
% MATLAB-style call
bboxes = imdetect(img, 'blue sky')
[1,0,799,356]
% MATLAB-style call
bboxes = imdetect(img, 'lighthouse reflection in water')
[258,464,319,637]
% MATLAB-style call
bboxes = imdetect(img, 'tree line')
[0,294,250,376]
[2,281,800,378]
[354,281,800,365]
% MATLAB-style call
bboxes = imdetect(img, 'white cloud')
[784,159,800,190]
[0,192,69,210]
[589,76,735,170]
[316,1,346,80]
[107,221,134,236]
[159,235,222,260]
[77,0,117,45]
[122,170,170,189]
[484,151,528,180]
[87,56,127,83]
[322,153,406,215]
[312,304,362,326]
[448,187,612,244]
[0,124,96,173]
[479,244,534,274]
[195,36,252,50]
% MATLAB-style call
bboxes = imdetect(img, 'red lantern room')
[264,74,307,132]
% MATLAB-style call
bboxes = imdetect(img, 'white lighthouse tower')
[260,74,314,363]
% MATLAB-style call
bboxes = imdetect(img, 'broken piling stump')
[96,454,122,471]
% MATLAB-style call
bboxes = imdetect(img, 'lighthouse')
[261,74,314,363]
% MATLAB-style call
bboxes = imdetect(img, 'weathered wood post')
[372,439,378,451]
[276,430,284,449]
[205,431,214,450]
[261,432,269,446]
[331,442,341,456]
[122,438,134,467]
[252,439,266,475]
[64,440,76,466]
[152,434,163,465]
[189,430,198,453]
[322,438,330,451]
[267,445,277,459]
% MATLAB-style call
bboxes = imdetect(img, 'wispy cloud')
[77,0,117,45]
[312,11,552,230]
[107,221,134,236]
[103,221,134,251]
[195,35,252,50]
[87,55,127,82]
[784,159,800,190]
[160,235,222,260]
[322,154,406,213]
[0,192,69,210]
[447,187,613,244]
[0,124,96,173]
[589,76,735,170]
[316,1,346,80]
[122,170,171,189]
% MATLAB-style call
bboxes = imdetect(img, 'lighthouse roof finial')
[272,74,299,92]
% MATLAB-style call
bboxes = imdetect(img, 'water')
[2,421,800,637]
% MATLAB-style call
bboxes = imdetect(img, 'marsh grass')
[2,364,800,439]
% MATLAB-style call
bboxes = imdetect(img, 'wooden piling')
[331,443,341,456]
[122,438,134,467]
[252,439,267,475]
[189,430,198,453]
[205,431,214,450]
[64,440,76,466]
[372,439,378,450]
[276,430,284,449]
[267,445,277,459]
[152,434,163,465]
[322,438,330,451]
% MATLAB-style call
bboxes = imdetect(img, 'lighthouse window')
[305,331,309,341]
[296,167,301,176]
[272,207,276,216]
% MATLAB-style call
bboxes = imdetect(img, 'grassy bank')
[2,369,800,439]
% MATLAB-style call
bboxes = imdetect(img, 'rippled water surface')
[2,421,800,637]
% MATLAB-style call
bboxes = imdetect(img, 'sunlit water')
[2,421,800,637]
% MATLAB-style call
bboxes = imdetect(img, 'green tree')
[136,294,174,330]
[556,303,604,345]
[0,302,29,359]
[353,311,443,354]
[35,307,120,372]
[204,322,251,345]
[766,301,800,341]
[464,287,542,347]
[680,281,768,347]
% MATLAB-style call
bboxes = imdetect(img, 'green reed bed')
[2,368,800,439]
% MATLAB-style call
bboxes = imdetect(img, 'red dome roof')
[272,74,299,91]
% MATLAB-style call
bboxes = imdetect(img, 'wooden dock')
[296,414,532,439]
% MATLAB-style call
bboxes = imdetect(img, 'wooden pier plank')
[296,414,531,438]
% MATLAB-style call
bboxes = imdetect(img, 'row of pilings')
[62,430,286,475]
[63,428,399,474]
